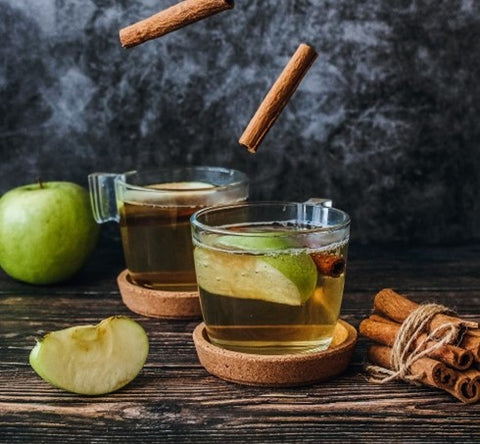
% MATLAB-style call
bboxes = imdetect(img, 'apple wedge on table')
[29,316,149,395]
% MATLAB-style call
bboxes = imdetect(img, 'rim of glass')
[116,166,249,193]
[191,201,351,236]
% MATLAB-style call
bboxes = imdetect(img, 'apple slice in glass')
[29,316,149,395]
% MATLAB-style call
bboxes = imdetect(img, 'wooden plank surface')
[0,234,479,442]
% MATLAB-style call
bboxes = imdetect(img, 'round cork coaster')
[117,269,201,319]
[193,320,357,386]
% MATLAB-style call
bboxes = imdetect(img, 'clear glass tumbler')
[89,167,248,291]
[191,201,351,355]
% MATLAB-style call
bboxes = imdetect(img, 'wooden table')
[1,232,479,442]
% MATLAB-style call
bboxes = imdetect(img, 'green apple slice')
[29,316,149,395]
[194,235,317,306]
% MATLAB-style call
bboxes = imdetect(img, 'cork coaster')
[117,269,201,319]
[193,320,357,386]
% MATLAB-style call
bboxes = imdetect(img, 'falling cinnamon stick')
[360,317,474,370]
[238,43,318,153]
[367,344,457,390]
[119,0,234,48]
[374,288,478,331]
[311,253,345,277]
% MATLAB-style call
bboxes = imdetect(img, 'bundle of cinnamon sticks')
[360,288,480,403]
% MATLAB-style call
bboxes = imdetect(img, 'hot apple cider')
[193,222,348,354]
[119,181,217,291]
[89,167,249,295]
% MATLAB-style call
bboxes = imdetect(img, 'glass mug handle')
[304,198,333,226]
[88,172,129,223]
[305,198,332,207]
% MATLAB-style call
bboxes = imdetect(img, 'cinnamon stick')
[311,253,345,277]
[462,334,480,364]
[374,288,478,331]
[360,317,474,370]
[119,0,234,48]
[360,317,399,346]
[367,344,457,389]
[238,43,318,153]
[369,314,399,325]
[464,368,480,399]
[445,371,480,404]
[467,328,480,338]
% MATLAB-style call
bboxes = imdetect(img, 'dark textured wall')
[1,0,479,244]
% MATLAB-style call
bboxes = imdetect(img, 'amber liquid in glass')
[119,182,221,291]
[194,224,348,354]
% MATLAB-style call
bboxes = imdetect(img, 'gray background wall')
[1,0,479,245]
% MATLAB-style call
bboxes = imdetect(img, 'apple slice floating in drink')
[29,316,149,395]
[194,235,318,306]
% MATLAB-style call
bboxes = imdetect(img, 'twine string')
[367,303,462,384]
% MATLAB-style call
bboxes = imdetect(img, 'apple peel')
[29,316,149,395]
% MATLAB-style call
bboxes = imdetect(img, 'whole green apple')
[0,181,100,284]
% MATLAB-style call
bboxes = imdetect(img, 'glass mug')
[89,167,249,291]
[190,201,350,355]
